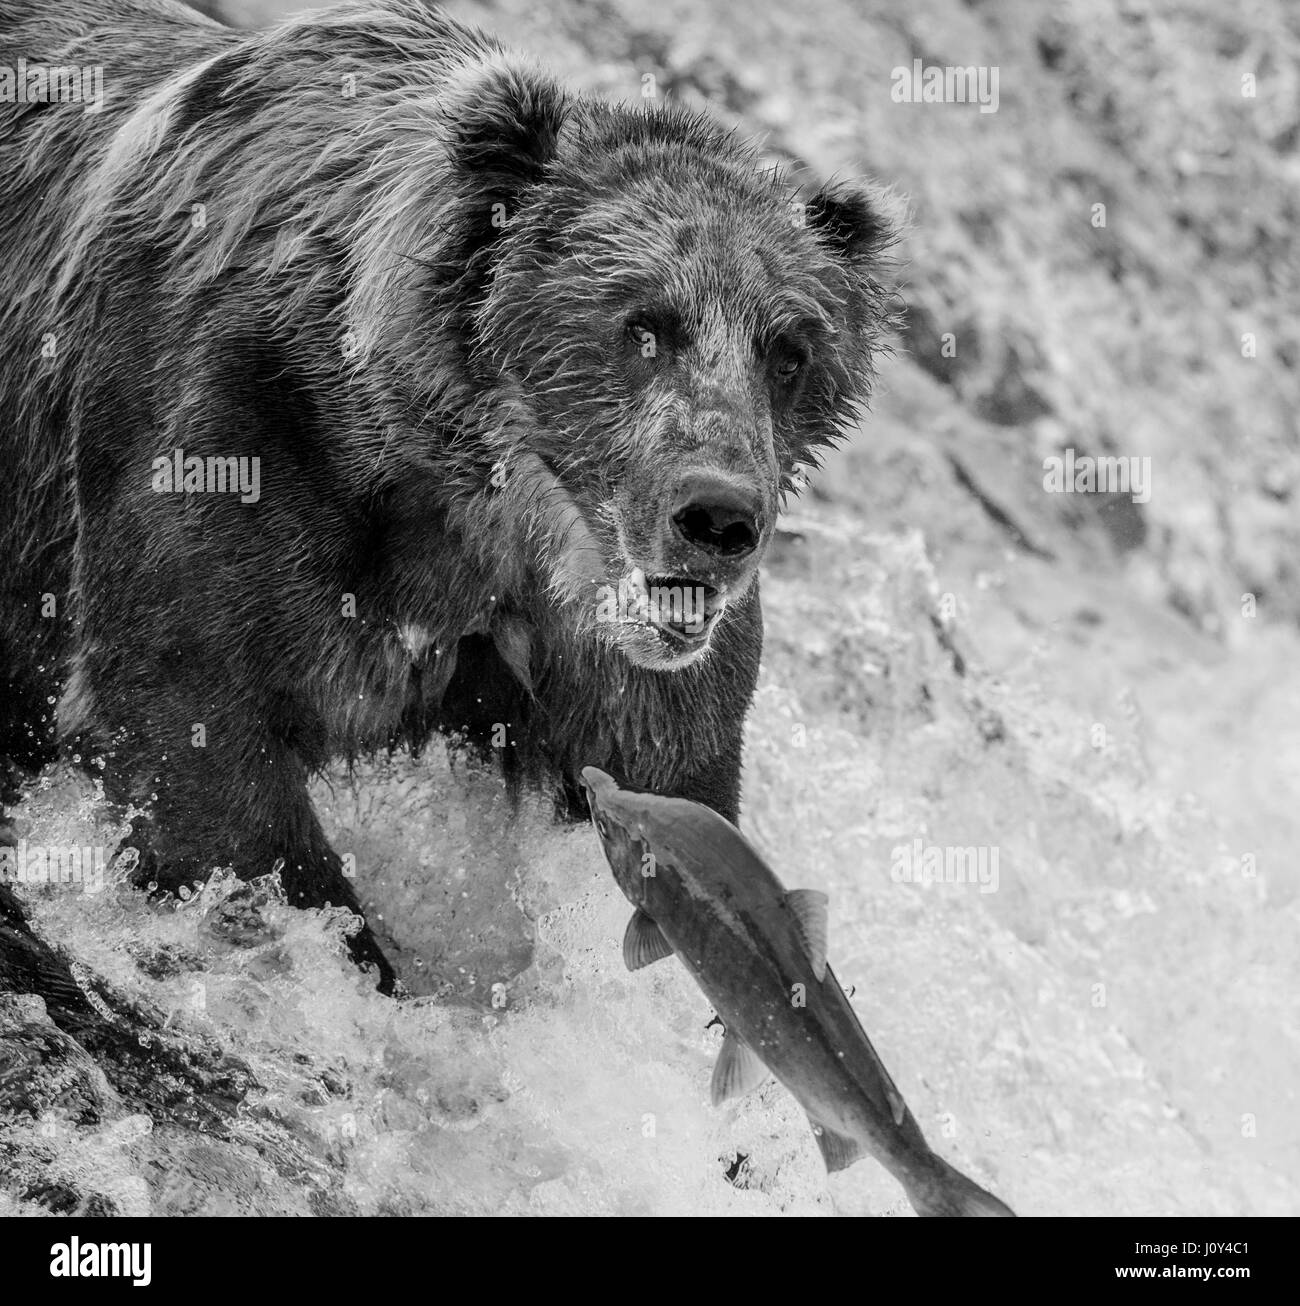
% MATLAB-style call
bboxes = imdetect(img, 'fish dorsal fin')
[623,909,673,971]
[711,1031,768,1106]
[810,1119,867,1173]
[785,889,829,981]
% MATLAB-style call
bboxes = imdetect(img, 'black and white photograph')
[0,0,1293,1262]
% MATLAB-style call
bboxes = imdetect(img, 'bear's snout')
[669,470,765,562]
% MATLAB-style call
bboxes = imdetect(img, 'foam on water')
[3,531,1296,1216]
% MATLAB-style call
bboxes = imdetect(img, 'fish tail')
[908,1157,1015,1217]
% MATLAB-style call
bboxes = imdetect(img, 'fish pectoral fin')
[711,1031,768,1107]
[785,888,829,982]
[810,1119,867,1174]
[623,909,674,971]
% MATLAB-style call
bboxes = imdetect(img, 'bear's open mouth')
[625,568,724,648]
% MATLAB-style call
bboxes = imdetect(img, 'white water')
[2,528,1296,1216]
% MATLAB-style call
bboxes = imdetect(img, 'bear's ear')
[440,55,568,197]
[804,183,894,266]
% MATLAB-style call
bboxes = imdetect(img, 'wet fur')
[0,0,892,988]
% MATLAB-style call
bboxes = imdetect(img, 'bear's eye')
[625,321,659,357]
[773,351,805,381]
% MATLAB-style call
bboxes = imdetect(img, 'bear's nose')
[670,472,764,559]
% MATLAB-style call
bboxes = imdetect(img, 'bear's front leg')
[81,655,396,994]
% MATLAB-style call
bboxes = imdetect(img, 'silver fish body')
[581,765,1014,1217]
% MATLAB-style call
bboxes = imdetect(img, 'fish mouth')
[579,765,617,834]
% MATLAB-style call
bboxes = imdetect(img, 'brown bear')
[0,0,893,992]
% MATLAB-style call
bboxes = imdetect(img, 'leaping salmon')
[581,766,1015,1217]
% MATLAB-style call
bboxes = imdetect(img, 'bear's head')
[394,54,895,672]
